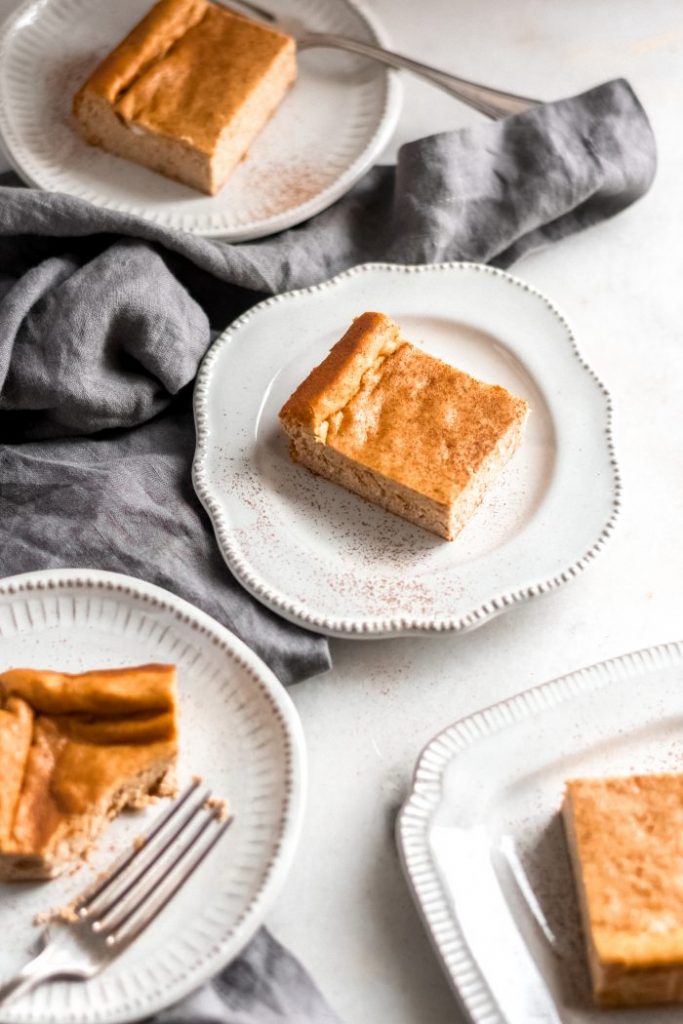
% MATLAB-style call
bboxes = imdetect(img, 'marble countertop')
[1,1,681,1021]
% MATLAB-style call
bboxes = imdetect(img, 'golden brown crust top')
[0,664,176,716]
[75,0,208,107]
[565,774,683,967]
[74,0,295,153]
[0,665,178,858]
[279,312,403,434]
[279,312,528,504]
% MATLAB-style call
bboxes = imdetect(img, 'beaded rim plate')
[0,0,401,239]
[192,261,620,638]
[0,568,306,1024]
[397,640,683,1024]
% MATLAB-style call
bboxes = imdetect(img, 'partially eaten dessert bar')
[73,0,297,194]
[0,664,178,880]
[279,312,529,540]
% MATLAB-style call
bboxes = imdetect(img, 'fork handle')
[298,33,537,119]
[0,942,77,1008]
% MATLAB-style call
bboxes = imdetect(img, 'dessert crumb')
[203,796,230,822]
[33,902,79,927]
[133,835,146,851]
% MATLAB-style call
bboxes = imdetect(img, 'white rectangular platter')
[398,641,683,1024]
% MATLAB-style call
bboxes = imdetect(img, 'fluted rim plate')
[0,568,306,1024]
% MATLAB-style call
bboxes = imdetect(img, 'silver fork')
[0,779,233,1007]
[225,0,538,119]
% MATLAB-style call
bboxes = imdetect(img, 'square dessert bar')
[279,312,529,540]
[73,0,296,194]
[563,774,683,1007]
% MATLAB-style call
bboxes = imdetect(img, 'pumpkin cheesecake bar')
[563,774,683,1007]
[0,664,178,880]
[73,0,296,194]
[279,312,529,540]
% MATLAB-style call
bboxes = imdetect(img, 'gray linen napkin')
[0,79,656,1021]
[154,931,341,1024]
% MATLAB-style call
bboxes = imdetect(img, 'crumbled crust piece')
[203,796,230,822]
[33,902,79,927]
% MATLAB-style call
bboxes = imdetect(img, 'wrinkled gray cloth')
[0,78,656,1022]
[154,931,341,1024]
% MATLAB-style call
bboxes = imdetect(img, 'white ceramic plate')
[193,261,619,638]
[0,0,401,240]
[397,641,683,1024]
[0,569,306,1024]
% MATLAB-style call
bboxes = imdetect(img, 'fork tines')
[75,779,232,948]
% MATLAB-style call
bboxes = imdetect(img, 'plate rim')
[192,259,621,638]
[0,567,307,1024]
[0,0,403,241]
[395,639,683,1024]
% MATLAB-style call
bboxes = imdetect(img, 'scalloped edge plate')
[0,568,306,1024]
[192,261,620,638]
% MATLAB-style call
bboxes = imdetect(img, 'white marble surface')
[1,1,682,1022]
